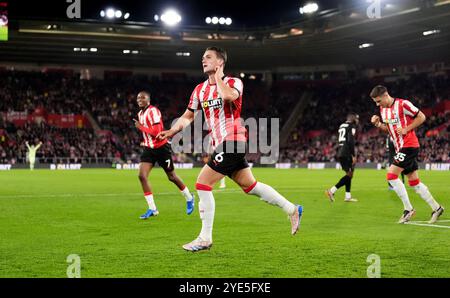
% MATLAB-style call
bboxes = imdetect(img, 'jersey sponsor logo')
[383,118,399,125]
[202,98,223,109]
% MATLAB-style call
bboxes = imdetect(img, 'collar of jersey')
[208,75,227,85]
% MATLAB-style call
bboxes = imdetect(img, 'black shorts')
[140,143,174,172]
[392,147,419,175]
[207,141,249,177]
[338,155,354,172]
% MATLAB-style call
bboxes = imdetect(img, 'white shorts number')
[394,152,406,162]
[215,152,224,163]
[165,159,171,168]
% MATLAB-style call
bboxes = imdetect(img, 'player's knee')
[346,172,353,179]
[243,181,258,194]
[408,179,420,188]
[195,183,213,191]
[138,173,147,182]
[387,173,398,181]
[167,173,177,183]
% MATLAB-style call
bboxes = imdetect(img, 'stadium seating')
[0,70,449,164]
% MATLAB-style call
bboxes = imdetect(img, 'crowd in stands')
[0,70,448,165]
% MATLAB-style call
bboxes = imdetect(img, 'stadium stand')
[0,70,449,165]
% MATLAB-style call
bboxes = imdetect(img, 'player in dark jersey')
[325,113,359,202]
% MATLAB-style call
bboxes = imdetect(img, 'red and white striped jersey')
[380,98,420,152]
[188,76,247,149]
[137,105,167,149]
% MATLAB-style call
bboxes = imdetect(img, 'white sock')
[414,182,440,211]
[345,192,351,200]
[197,189,215,242]
[389,179,413,211]
[330,186,337,194]
[247,182,296,215]
[181,186,193,202]
[144,193,157,210]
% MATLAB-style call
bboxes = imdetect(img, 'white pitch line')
[405,222,450,229]
[0,185,423,199]
[0,187,281,199]
[0,186,329,199]
[410,220,450,223]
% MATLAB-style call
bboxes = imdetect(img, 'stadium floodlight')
[132,50,139,54]
[161,9,182,26]
[240,72,245,78]
[115,10,122,18]
[123,49,130,54]
[299,2,319,14]
[106,8,115,19]
[422,29,440,36]
[154,14,159,22]
[73,47,80,52]
[206,16,231,25]
[90,48,98,52]
[176,52,190,57]
[124,13,130,20]
[358,43,374,49]
[100,10,106,18]
[81,48,88,52]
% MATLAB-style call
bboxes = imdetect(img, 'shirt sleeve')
[402,100,420,117]
[349,126,355,156]
[226,77,243,97]
[188,85,200,111]
[149,107,161,125]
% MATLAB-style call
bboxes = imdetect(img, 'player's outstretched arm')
[157,109,195,140]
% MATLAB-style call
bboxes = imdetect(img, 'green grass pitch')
[0,26,7,41]
[0,168,449,277]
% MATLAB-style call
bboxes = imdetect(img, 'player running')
[25,141,42,170]
[325,113,359,202]
[370,85,444,224]
[157,47,303,252]
[134,91,195,219]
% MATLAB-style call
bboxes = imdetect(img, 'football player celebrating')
[134,91,195,219]
[158,47,303,252]
[370,85,444,224]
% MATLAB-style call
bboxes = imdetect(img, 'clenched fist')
[371,115,381,127]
